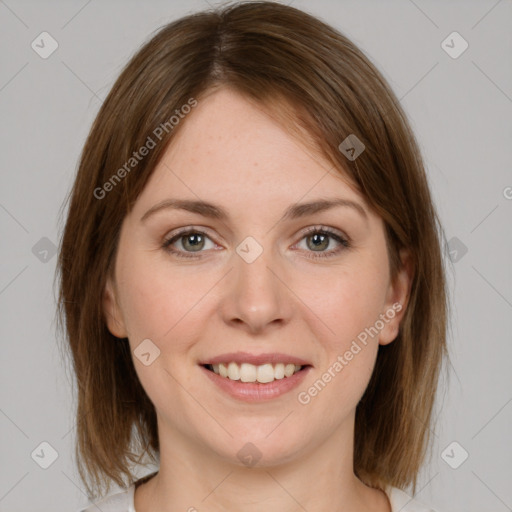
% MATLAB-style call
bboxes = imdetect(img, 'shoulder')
[385,485,441,512]
[77,484,135,512]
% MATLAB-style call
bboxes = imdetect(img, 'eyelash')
[162,225,351,261]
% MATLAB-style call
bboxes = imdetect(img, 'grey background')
[1,1,511,511]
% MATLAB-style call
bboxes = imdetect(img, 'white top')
[78,483,439,511]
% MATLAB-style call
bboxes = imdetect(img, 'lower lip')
[200,365,312,402]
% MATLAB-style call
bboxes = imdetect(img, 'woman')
[58,2,450,511]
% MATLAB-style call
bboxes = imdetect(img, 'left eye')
[293,228,350,259]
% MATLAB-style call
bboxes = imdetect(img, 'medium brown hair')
[56,0,451,500]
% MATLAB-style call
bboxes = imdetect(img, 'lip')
[199,352,312,366]
[200,364,312,402]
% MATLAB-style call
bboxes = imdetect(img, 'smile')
[200,361,311,402]
[204,362,304,383]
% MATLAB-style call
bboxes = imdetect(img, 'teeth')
[227,362,240,380]
[219,363,228,378]
[274,363,285,380]
[208,362,303,383]
[240,363,257,382]
[284,364,296,377]
[257,363,274,384]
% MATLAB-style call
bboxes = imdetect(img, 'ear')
[102,277,128,338]
[379,248,414,346]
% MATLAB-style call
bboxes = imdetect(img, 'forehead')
[132,87,366,215]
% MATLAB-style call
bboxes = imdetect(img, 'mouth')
[198,353,312,402]
[202,362,309,384]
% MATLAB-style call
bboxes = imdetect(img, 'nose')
[219,244,293,335]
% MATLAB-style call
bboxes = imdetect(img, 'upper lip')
[200,352,312,367]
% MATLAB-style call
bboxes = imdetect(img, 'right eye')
[162,229,218,259]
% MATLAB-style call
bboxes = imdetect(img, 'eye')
[162,225,351,260]
[294,226,351,260]
[162,228,217,259]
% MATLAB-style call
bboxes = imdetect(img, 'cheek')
[117,254,213,354]
[116,259,211,402]
[298,260,388,348]
[294,259,387,407]
[120,277,173,341]
[297,283,382,420]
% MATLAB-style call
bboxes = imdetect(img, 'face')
[103,87,411,468]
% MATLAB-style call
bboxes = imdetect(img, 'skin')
[103,87,413,512]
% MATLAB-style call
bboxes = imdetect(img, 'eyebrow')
[140,197,368,224]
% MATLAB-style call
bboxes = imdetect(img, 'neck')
[134,413,390,512]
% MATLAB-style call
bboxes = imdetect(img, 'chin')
[206,428,306,469]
